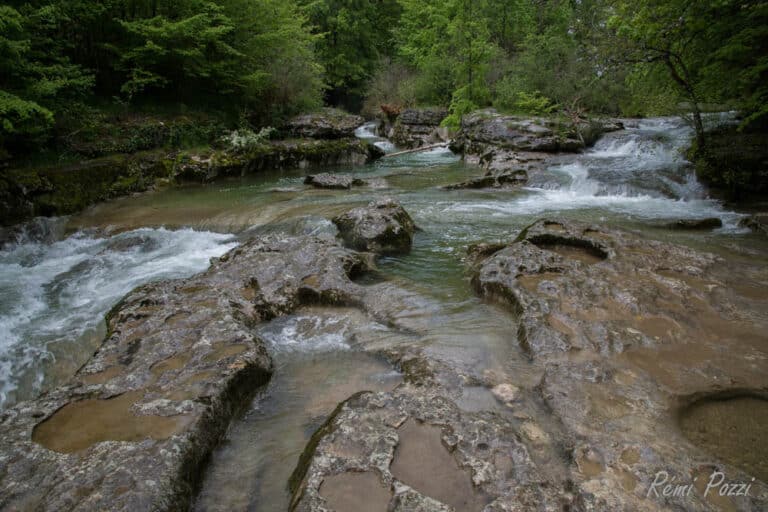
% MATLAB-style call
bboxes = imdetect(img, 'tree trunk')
[663,54,706,150]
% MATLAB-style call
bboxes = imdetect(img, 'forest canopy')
[1,0,766,156]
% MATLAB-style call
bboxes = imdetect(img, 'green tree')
[299,0,400,108]
[609,0,768,144]
[396,0,497,111]
[0,4,92,153]
[117,2,240,99]
[220,0,324,122]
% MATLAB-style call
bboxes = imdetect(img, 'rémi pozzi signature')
[647,470,755,499]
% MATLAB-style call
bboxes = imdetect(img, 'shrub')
[221,127,276,153]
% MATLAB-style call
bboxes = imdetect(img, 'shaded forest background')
[1,0,766,160]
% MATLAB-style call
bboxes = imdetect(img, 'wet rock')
[304,173,366,190]
[382,108,449,149]
[450,109,616,157]
[467,218,768,510]
[739,213,768,236]
[285,108,364,139]
[660,217,723,230]
[0,234,374,511]
[104,234,160,253]
[333,198,416,255]
[2,138,384,227]
[175,138,382,183]
[444,175,498,190]
[290,387,571,512]
[290,218,768,512]
[444,169,528,190]
[1,152,168,227]
[444,144,556,190]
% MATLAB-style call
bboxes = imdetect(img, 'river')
[0,115,765,510]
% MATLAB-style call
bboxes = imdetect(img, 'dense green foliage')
[610,0,768,143]
[0,0,323,158]
[1,0,766,158]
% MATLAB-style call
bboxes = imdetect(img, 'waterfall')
[354,121,396,153]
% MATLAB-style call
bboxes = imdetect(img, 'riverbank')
[0,109,383,228]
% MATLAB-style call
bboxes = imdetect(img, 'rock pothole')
[528,234,608,265]
[31,391,193,453]
[679,393,768,483]
[390,419,488,511]
[319,471,392,512]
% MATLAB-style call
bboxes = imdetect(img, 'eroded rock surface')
[304,173,366,190]
[333,198,416,255]
[290,386,573,512]
[379,108,449,149]
[450,109,620,156]
[0,234,373,511]
[468,218,768,510]
[285,108,365,139]
[292,218,768,512]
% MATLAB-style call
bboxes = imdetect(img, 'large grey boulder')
[450,109,622,156]
[333,198,416,255]
[285,108,364,139]
[385,108,449,148]
[304,173,366,190]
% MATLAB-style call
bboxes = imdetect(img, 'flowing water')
[1,115,766,509]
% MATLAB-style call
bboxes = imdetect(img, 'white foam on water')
[498,113,745,228]
[442,191,744,230]
[355,121,397,153]
[0,227,238,409]
[259,315,353,353]
[258,310,392,354]
[354,122,378,139]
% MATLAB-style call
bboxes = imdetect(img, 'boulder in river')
[444,169,528,190]
[304,173,366,190]
[0,234,374,511]
[380,107,449,149]
[285,108,364,139]
[450,109,622,156]
[661,217,723,230]
[333,197,416,255]
[739,213,768,236]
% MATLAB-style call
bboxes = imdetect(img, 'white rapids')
[0,226,237,409]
